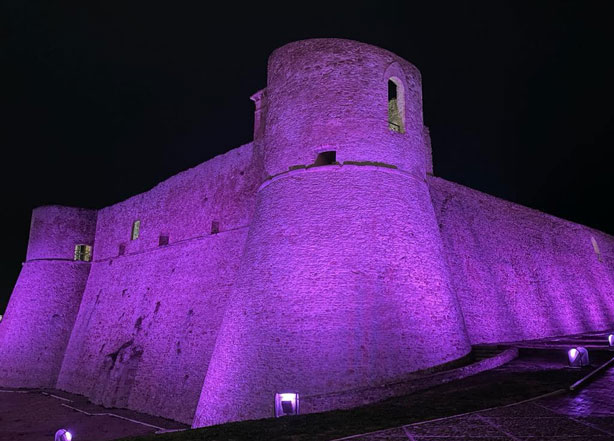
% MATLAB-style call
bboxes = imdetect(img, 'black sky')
[2,1,613,311]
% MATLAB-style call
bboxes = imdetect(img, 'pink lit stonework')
[1,39,613,427]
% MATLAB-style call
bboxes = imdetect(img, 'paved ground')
[335,331,614,441]
[2,331,612,441]
[336,376,614,440]
[0,388,187,441]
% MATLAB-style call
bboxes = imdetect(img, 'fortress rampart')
[0,206,96,387]
[56,144,260,423]
[1,38,612,426]
[430,176,614,344]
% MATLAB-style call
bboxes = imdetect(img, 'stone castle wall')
[1,38,612,427]
[262,39,429,177]
[193,39,470,426]
[430,176,614,344]
[193,165,471,426]
[0,206,96,387]
[55,143,260,423]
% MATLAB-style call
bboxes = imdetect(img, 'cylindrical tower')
[0,206,96,387]
[193,39,469,426]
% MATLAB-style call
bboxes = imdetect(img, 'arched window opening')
[131,220,140,240]
[388,79,404,133]
[314,151,336,166]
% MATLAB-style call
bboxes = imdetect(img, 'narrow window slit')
[74,244,92,262]
[388,79,405,133]
[211,221,219,234]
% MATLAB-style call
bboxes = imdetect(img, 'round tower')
[193,39,470,426]
[0,206,96,387]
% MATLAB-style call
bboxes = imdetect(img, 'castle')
[1,39,613,427]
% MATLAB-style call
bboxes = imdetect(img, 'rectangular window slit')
[314,151,336,166]
[159,235,169,246]
[74,244,92,262]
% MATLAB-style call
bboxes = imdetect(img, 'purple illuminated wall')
[0,206,96,387]
[430,176,614,344]
[193,39,470,426]
[1,38,613,426]
[56,144,260,423]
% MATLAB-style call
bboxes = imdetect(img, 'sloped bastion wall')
[0,38,612,427]
[0,206,97,387]
[55,143,261,424]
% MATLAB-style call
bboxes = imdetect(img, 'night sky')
[2,2,613,311]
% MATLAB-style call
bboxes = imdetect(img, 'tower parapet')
[262,39,428,178]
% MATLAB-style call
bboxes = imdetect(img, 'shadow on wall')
[93,339,144,408]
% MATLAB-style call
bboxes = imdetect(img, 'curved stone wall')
[26,206,97,261]
[0,260,90,387]
[193,165,470,426]
[263,39,427,177]
[0,205,96,388]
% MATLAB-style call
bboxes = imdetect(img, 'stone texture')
[430,176,614,344]
[0,261,91,387]
[26,206,97,261]
[1,38,613,428]
[193,165,471,426]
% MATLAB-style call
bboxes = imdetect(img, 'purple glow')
[54,429,72,441]
[1,38,613,429]
[274,393,299,417]
[568,347,589,367]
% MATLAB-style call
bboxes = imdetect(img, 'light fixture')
[608,334,614,347]
[568,346,589,367]
[274,392,299,417]
[55,429,72,441]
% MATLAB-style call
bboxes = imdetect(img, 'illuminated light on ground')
[55,429,72,441]
[568,347,589,367]
[274,392,299,417]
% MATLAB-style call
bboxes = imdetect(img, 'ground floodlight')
[568,346,589,367]
[53,429,72,441]
[274,392,299,417]
[55,429,72,441]
[608,335,614,346]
